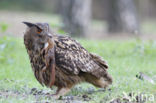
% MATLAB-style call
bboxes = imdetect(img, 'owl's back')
[53,35,108,78]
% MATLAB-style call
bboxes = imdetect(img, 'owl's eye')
[37,29,42,34]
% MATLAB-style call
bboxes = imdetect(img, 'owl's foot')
[52,87,71,99]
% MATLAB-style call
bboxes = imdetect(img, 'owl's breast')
[28,50,46,72]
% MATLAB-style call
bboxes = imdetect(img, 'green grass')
[0,36,156,103]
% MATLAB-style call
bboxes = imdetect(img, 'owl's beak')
[47,33,52,38]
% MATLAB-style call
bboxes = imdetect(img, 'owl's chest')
[28,50,46,72]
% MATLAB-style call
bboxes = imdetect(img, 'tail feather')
[90,53,108,69]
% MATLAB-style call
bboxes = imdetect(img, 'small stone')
[82,94,88,98]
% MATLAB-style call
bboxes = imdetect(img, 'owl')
[23,22,113,99]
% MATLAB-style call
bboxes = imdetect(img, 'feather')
[54,35,108,78]
[44,42,49,49]
[90,53,108,69]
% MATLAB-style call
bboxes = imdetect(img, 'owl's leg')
[52,87,71,99]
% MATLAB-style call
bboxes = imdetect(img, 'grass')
[0,36,156,103]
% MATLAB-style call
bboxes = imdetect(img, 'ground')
[0,11,156,103]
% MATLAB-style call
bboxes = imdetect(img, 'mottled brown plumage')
[23,22,113,99]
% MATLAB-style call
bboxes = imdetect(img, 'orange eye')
[37,29,42,34]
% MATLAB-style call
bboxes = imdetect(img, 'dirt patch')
[0,87,93,102]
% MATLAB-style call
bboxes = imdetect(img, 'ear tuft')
[23,21,42,33]
[23,22,35,27]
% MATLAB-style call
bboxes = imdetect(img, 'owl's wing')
[47,47,55,88]
[54,35,108,77]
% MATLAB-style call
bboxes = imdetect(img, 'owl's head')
[23,22,52,44]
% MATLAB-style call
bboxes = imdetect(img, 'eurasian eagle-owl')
[23,22,113,99]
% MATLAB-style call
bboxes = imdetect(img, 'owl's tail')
[90,53,108,69]
[89,53,112,85]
